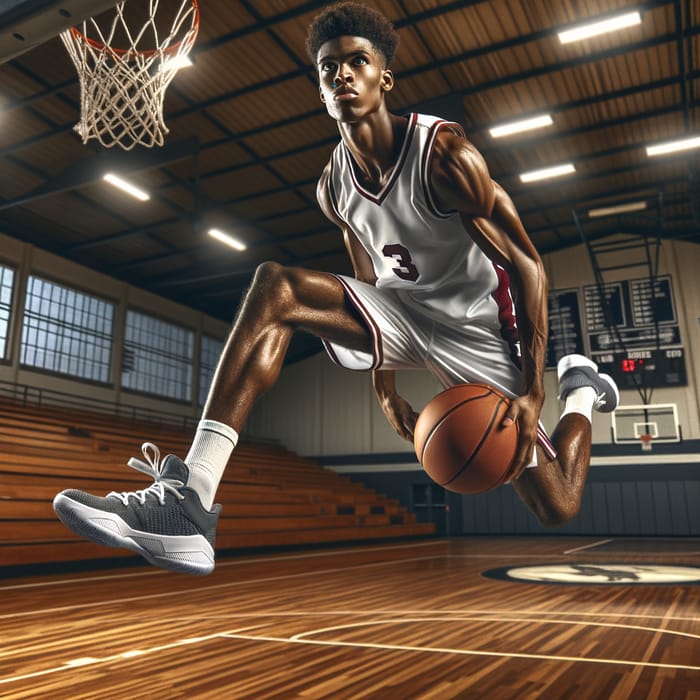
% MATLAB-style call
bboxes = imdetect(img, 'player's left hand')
[501,394,542,480]
[380,393,419,442]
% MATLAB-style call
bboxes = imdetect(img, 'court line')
[0,625,264,686]
[3,552,700,623]
[221,631,700,672]
[563,539,613,554]
[290,616,700,642]
[563,538,700,556]
[3,612,698,685]
[183,606,700,622]
[1,546,654,594]
[178,607,700,623]
[0,554,448,620]
[0,539,446,592]
[12,535,692,593]
[2,604,699,664]
[569,551,700,557]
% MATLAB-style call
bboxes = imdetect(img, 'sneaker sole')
[53,493,215,575]
[596,372,620,413]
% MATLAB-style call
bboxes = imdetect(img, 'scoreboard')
[546,275,687,388]
[593,347,687,390]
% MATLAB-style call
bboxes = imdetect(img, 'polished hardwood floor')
[1,537,698,699]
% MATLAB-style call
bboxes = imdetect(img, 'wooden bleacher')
[0,399,435,568]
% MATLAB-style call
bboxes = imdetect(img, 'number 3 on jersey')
[382,243,419,282]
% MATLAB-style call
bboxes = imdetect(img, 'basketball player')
[53,2,619,575]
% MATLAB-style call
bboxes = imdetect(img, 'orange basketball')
[413,383,518,494]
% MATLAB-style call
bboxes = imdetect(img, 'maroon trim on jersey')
[322,338,341,365]
[421,118,466,219]
[491,263,520,365]
[537,425,558,460]
[321,275,384,370]
[343,112,418,206]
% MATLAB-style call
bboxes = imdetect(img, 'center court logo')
[482,563,700,585]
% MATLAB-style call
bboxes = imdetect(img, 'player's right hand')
[502,393,541,480]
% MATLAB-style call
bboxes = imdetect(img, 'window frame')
[120,306,195,403]
[0,261,16,364]
[19,273,116,385]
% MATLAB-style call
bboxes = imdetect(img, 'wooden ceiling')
[0,1,698,354]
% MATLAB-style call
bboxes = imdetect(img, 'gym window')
[199,334,224,406]
[20,275,114,382]
[121,309,193,401]
[0,264,14,360]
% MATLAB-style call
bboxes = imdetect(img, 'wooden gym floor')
[1,537,698,699]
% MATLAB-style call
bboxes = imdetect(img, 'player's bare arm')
[429,129,549,477]
[319,164,418,442]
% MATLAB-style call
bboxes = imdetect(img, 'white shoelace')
[108,442,185,506]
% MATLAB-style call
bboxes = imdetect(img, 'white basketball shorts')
[322,274,557,462]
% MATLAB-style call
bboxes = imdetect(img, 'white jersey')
[320,113,555,462]
[325,112,517,342]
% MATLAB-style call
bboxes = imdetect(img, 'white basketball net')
[61,0,199,150]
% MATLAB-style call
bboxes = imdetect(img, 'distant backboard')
[0,0,119,63]
[611,403,681,446]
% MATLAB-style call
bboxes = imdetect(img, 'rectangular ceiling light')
[588,201,647,218]
[103,173,150,201]
[489,114,553,138]
[646,135,700,157]
[208,228,246,252]
[520,163,575,183]
[558,11,641,44]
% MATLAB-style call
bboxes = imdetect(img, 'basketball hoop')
[639,434,653,452]
[60,0,199,150]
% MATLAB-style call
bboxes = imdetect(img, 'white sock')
[561,386,597,422]
[184,419,238,510]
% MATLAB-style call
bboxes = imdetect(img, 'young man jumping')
[54,2,618,575]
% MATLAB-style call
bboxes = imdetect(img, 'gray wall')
[336,462,700,537]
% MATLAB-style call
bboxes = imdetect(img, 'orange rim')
[68,0,199,60]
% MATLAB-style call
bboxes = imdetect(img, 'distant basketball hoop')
[60,0,199,150]
[611,403,681,448]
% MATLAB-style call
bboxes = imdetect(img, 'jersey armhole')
[421,120,466,219]
[325,155,347,226]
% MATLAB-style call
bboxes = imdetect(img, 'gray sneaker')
[53,443,220,575]
[557,354,620,413]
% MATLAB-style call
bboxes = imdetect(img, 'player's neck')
[340,112,408,192]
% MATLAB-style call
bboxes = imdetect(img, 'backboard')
[0,0,119,64]
[611,403,681,448]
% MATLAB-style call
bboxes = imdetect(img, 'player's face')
[317,36,393,123]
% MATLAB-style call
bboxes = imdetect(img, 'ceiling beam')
[0,138,200,211]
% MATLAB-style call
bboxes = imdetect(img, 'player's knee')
[538,500,579,528]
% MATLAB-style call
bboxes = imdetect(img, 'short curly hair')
[306,2,400,67]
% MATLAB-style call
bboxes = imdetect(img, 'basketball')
[413,383,518,494]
